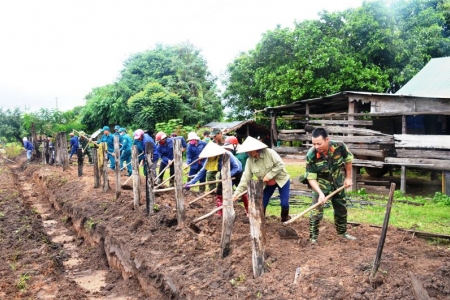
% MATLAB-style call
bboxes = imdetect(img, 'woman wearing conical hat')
[232,136,291,222]
[185,142,243,217]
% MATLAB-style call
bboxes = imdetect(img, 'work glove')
[183,183,190,191]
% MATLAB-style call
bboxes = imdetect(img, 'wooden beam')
[370,183,395,280]
[395,149,449,159]
[145,142,155,216]
[92,148,100,188]
[220,152,235,258]
[394,134,450,149]
[350,149,386,159]
[174,139,186,227]
[352,159,385,168]
[300,119,373,126]
[248,179,266,278]
[304,125,389,136]
[278,129,306,134]
[114,135,121,200]
[131,145,140,209]
[278,133,393,144]
[385,157,450,171]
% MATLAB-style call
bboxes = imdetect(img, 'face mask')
[189,140,196,145]
[159,139,166,145]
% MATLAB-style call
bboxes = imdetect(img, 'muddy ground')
[0,155,449,299]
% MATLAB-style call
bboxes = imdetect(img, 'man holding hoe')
[303,127,356,244]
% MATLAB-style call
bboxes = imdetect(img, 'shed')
[263,57,450,193]
[203,120,271,143]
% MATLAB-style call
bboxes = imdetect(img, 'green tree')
[0,108,23,143]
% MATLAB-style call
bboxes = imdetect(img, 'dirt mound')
[1,157,449,299]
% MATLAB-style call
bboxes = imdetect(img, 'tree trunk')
[174,139,185,227]
[248,179,266,278]
[92,148,100,188]
[145,142,155,216]
[132,145,141,210]
[220,152,235,258]
[114,135,121,199]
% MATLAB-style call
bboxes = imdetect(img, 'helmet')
[225,136,238,145]
[155,132,167,142]
[134,129,145,140]
[187,132,200,141]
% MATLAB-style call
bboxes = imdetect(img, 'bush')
[432,192,450,206]
[4,143,22,159]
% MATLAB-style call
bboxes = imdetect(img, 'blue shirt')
[70,136,79,149]
[23,140,33,151]
[134,133,159,163]
[188,151,242,185]
[119,134,132,153]
[99,133,114,152]
[186,140,207,169]
[156,137,187,165]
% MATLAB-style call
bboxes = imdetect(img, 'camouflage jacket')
[305,141,353,195]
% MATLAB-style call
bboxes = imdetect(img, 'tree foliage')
[80,43,222,132]
[0,108,23,143]
[223,0,450,119]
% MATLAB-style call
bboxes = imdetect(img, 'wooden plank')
[394,134,450,149]
[102,144,110,192]
[302,119,373,126]
[220,152,235,258]
[385,157,450,171]
[396,149,449,159]
[342,144,381,150]
[274,147,303,154]
[409,273,431,300]
[174,139,185,227]
[131,145,140,209]
[278,129,306,134]
[92,148,100,188]
[350,149,385,159]
[145,142,155,216]
[278,133,393,144]
[114,135,121,200]
[372,98,450,114]
[248,179,265,278]
[370,183,395,280]
[304,125,389,136]
[77,148,83,177]
[352,159,386,168]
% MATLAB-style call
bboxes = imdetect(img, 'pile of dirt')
[1,156,449,299]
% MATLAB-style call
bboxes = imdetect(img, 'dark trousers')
[262,180,290,209]
[159,161,174,186]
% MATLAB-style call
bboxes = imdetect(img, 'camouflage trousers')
[83,147,93,164]
[309,191,348,239]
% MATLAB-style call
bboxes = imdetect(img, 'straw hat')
[199,141,226,158]
[187,132,200,141]
[236,136,267,154]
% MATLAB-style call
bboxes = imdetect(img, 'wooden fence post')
[102,143,110,192]
[114,135,121,199]
[31,122,41,161]
[370,182,396,280]
[56,132,69,171]
[145,142,155,216]
[77,147,83,177]
[248,179,266,278]
[220,152,235,258]
[174,139,185,227]
[43,137,49,165]
[132,145,141,209]
[92,148,100,188]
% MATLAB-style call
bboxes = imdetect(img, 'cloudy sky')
[0,0,363,112]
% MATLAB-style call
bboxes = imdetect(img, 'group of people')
[37,125,355,244]
[185,127,356,244]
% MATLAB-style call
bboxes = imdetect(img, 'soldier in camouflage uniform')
[303,128,356,243]
[78,131,93,164]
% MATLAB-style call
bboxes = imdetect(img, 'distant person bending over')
[155,132,187,186]
[23,137,33,163]
[68,132,79,160]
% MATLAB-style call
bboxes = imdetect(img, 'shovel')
[121,175,134,190]
[283,185,346,226]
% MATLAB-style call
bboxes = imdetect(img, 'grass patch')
[4,143,22,159]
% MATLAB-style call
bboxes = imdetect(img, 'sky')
[0,0,364,113]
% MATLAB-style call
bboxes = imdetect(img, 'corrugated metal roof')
[203,121,245,129]
[396,57,450,97]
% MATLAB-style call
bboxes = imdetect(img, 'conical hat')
[223,143,241,151]
[199,141,226,158]
[236,136,267,153]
